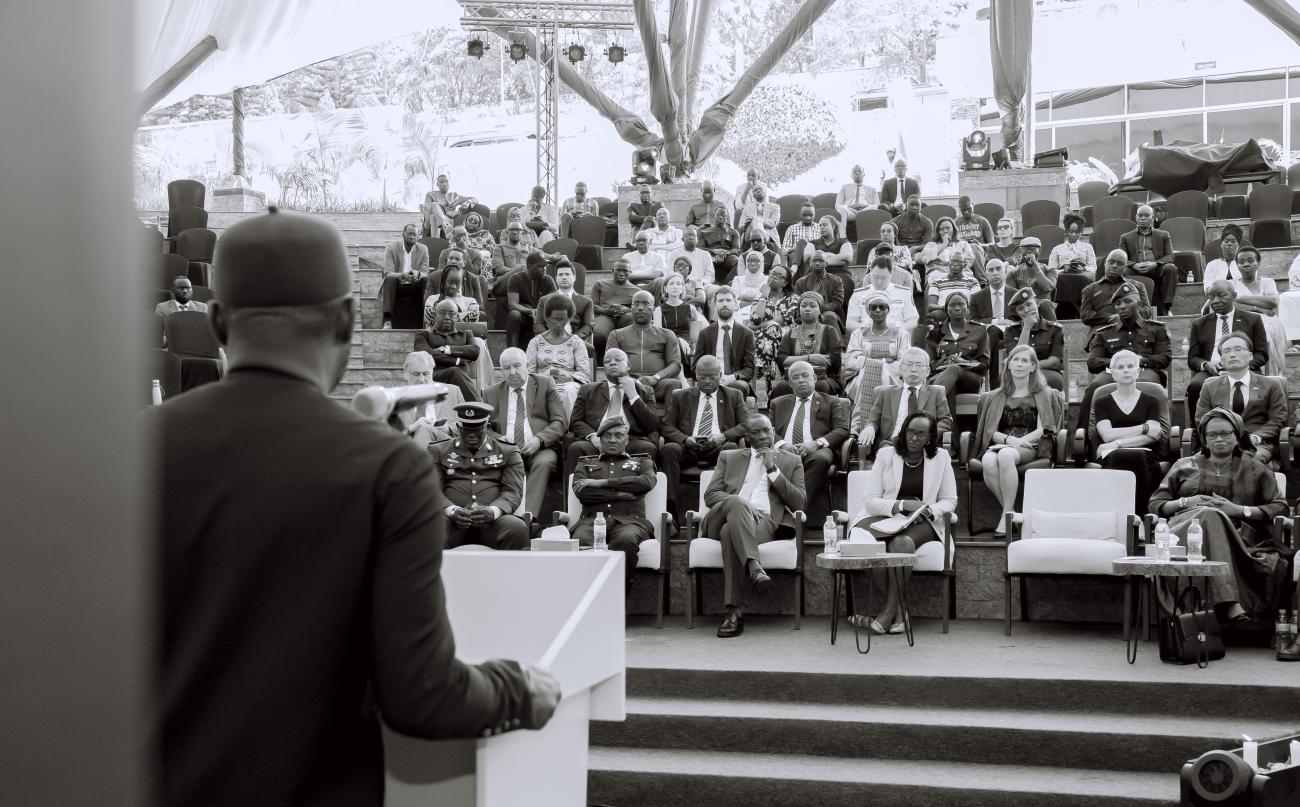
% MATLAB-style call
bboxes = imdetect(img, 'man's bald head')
[604,347,629,378]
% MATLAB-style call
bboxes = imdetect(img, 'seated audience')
[700,205,742,285]
[707,415,807,639]
[927,247,981,310]
[869,224,918,288]
[393,350,463,447]
[570,417,658,588]
[890,195,934,250]
[969,259,1014,387]
[972,345,1066,534]
[485,348,568,518]
[879,158,920,215]
[771,361,850,526]
[669,225,715,291]
[1279,254,1300,354]
[853,347,952,467]
[848,410,958,635]
[1186,280,1268,420]
[497,207,564,262]
[773,293,843,397]
[1149,408,1290,628]
[495,219,534,275]
[1005,235,1056,321]
[645,208,683,255]
[534,261,593,341]
[844,289,908,404]
[1047,212,1096,319]
[559,181,600,239]
[1080,249,1153,331]
[428,402,528,549]
[463,211,496,255]
[414,298,480,402]
[792,251,846,328]
[954,196,994,245]
[999,287,1065,392]
[625,230,666,282]
[1193,332,1287,465]
[422,173,476,238]
[607,290,684,403]
[1119,205,1178,317]
[985,218,1021,265]
[847,257,919,333]
[836,164,879,228]
[379,224,430,329]
[156,276,207,317]
[737,184,781,247]
[1227,244,1287,375]
[526,293,592,415]
[660,355,749,512]
[924,292,990,413]
[428,246,485,309]
[436,225,472,270]
[1078,282,1170,430]
[628,186,663,233]
[687,181,728,228]
[1087,350,1168,515]
[565,348,660,477]
[505,253,557,350]
[782,202,821,266]
[591,259,639,357]
[732,250,772,323]
[743,229,784,271]
[522,185,559,243]
[1203,223,1243,289]
[749,264,798,389]
[693,288,757,393]
[423,266,481,328]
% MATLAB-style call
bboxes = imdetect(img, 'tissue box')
[840,541,884,557]
[531,537,580,551]
[1141,544,1186,558]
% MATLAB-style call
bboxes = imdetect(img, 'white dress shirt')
[781,396,827,447]
[714,320,738,367]
[505,381,534,444]
[737,449,781,516]
[693,390,723,440]
[1223,370,1251,408]
[670,246,713,284]
[1209,310,1236,365]
[624,250,665,275]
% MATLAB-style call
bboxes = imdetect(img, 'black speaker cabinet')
[1033,148,1068,169]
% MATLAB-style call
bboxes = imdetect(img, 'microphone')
[352,383,450,421]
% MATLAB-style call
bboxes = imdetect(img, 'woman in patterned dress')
[749,264,799,388]
[844,288,908,412]
[525,293,592,415]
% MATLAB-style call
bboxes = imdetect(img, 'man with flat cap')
[429,401,530,550]
[570,417,658,587]
[1078,280,1171,428]
[150,208,558,807]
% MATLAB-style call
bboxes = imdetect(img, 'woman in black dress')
[1089,349,1166,515]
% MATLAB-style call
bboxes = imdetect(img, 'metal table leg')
[854,570,874,655]
[1125,575,1143,664]
[829,570,841,645]
[895,566,914,647]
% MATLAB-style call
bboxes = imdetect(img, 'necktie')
[605,385,623,421]
[722,325,734,374]
[993,292,1001,317]
[792,398,808,444]
[513,388,526,446]
[1219,315,1229,343]
[1232,381,1245,415]
[907,386,919,415]
[697,393,714,438]
[854,184,860,203]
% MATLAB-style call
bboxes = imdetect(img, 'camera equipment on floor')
[1180,732,1300,805]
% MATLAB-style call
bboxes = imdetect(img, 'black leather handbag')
[1159,585,1225,668]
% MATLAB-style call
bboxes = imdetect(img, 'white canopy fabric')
[136,0,459,111]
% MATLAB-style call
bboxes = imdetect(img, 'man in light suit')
[853,347,953,466]
[660,355,749,513]
[769,361,851,526]
[737,184,781,250]
[379,224,430,328]
[1185,280,1269,422]
[692,288,756,393]
[395,351,462,447]
[485,348,569,516]
[879,159,920,214]
[835,164,878,231]
[1193,332,1287,464]
[156,276,208,317]
[705,415,806,638]
[564,347,660,479]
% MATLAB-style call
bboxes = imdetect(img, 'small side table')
[1112,557,1231,664]
[816,552,918,654]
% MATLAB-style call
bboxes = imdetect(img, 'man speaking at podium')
[150,209,559,807]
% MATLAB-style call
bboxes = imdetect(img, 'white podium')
[383,550,626,807]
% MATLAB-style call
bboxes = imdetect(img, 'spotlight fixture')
[606,43,625,64]
[509,41,528,63]
[631,147,659,185]
[566,43,586,64]
[467,37,487,59]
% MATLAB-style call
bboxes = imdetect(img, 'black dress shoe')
[749,566,772,592]
[1279,638,1300,662]
[717,612,744,638]
[1214,601,1249,625]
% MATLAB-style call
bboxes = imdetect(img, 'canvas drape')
[988,0,1032,157]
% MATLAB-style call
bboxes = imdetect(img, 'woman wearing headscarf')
[1149,407,1293,625]
[844,288,908,406]
[730,250,770,326]
[1047,212,1096,319]
[772,291,842,396]
[749,264,798,387]
[463,211,496,252]
[1202,223,1244,289]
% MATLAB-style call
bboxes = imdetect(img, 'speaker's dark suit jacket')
[661,385,750,445]
[880,176,920,207]
[1186,309,1268,373]
[692,321,757,382]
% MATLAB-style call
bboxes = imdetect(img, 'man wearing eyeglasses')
[1185,280,1268,423]
[852,347,952,466]
[1192,332,1286,464]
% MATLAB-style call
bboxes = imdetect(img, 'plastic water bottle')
[1288,610,1297,643]
[1186,521,1204,563]
[593,512,607,552]
[151,379,163,405]
[1273,609,1289,650]
[1153,519,1171,561]
[823,516,838,556]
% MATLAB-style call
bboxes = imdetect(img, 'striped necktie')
[513,388,526,446]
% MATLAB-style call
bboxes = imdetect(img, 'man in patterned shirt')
[559,181,600,239]
[782,201,821,268]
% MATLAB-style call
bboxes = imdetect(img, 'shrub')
[715,84,846,185]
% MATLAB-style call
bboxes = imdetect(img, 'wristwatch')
[1243,506,1253,519]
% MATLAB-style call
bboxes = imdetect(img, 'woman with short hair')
[1047,212,1096,318]
[1087,349,1167,515]
[525,293,592,414]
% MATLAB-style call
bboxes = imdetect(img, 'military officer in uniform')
[570,417,657,586]
[1077,281,1171,428]
[430,401,530,549]
[999,287,1066,392]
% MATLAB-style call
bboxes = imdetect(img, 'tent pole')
[137,34,219,116]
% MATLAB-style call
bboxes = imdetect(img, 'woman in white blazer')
[848,410,958,635]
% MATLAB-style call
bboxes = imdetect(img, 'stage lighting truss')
[509,40,528,62]
[566,42,586,63]
[467,36,488,58]
[459,1,635,33]
[605,42,624,64]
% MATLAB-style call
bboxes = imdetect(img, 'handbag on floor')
[1158,585,1225,668]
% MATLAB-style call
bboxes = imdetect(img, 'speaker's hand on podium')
[480,663,561,736]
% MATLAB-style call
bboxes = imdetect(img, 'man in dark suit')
[155,276,209,317]
[429,402,529,549]
[853,347,952,465]
[534,261,594,342]
[660,355,749,513]
[379,223,431,328]
[1185,280,1269,422]
[1119,205,1179,317]
[414,298,479,401]
[152,209,556,807]
[692,288,756,393]
[565,347,660,479]
[967,258,1014,387]
[485,347,568,516]
[570,417,658,587]
[704,415,806,638]
[770,360,851,525]
[878,158,920,214]
[1193,332,1287,463]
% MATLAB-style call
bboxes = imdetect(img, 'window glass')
[1206,71,1286,106]
[1207,106,1282,147]
[1053,123,1125,176]
[1034,92,1051,123]
[1050,86,1124,121]
[1129,114,1202,148]
[1127,81,1201,115]
[1290,103,1300,161]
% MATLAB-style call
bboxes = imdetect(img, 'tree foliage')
[715,83,845,185]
